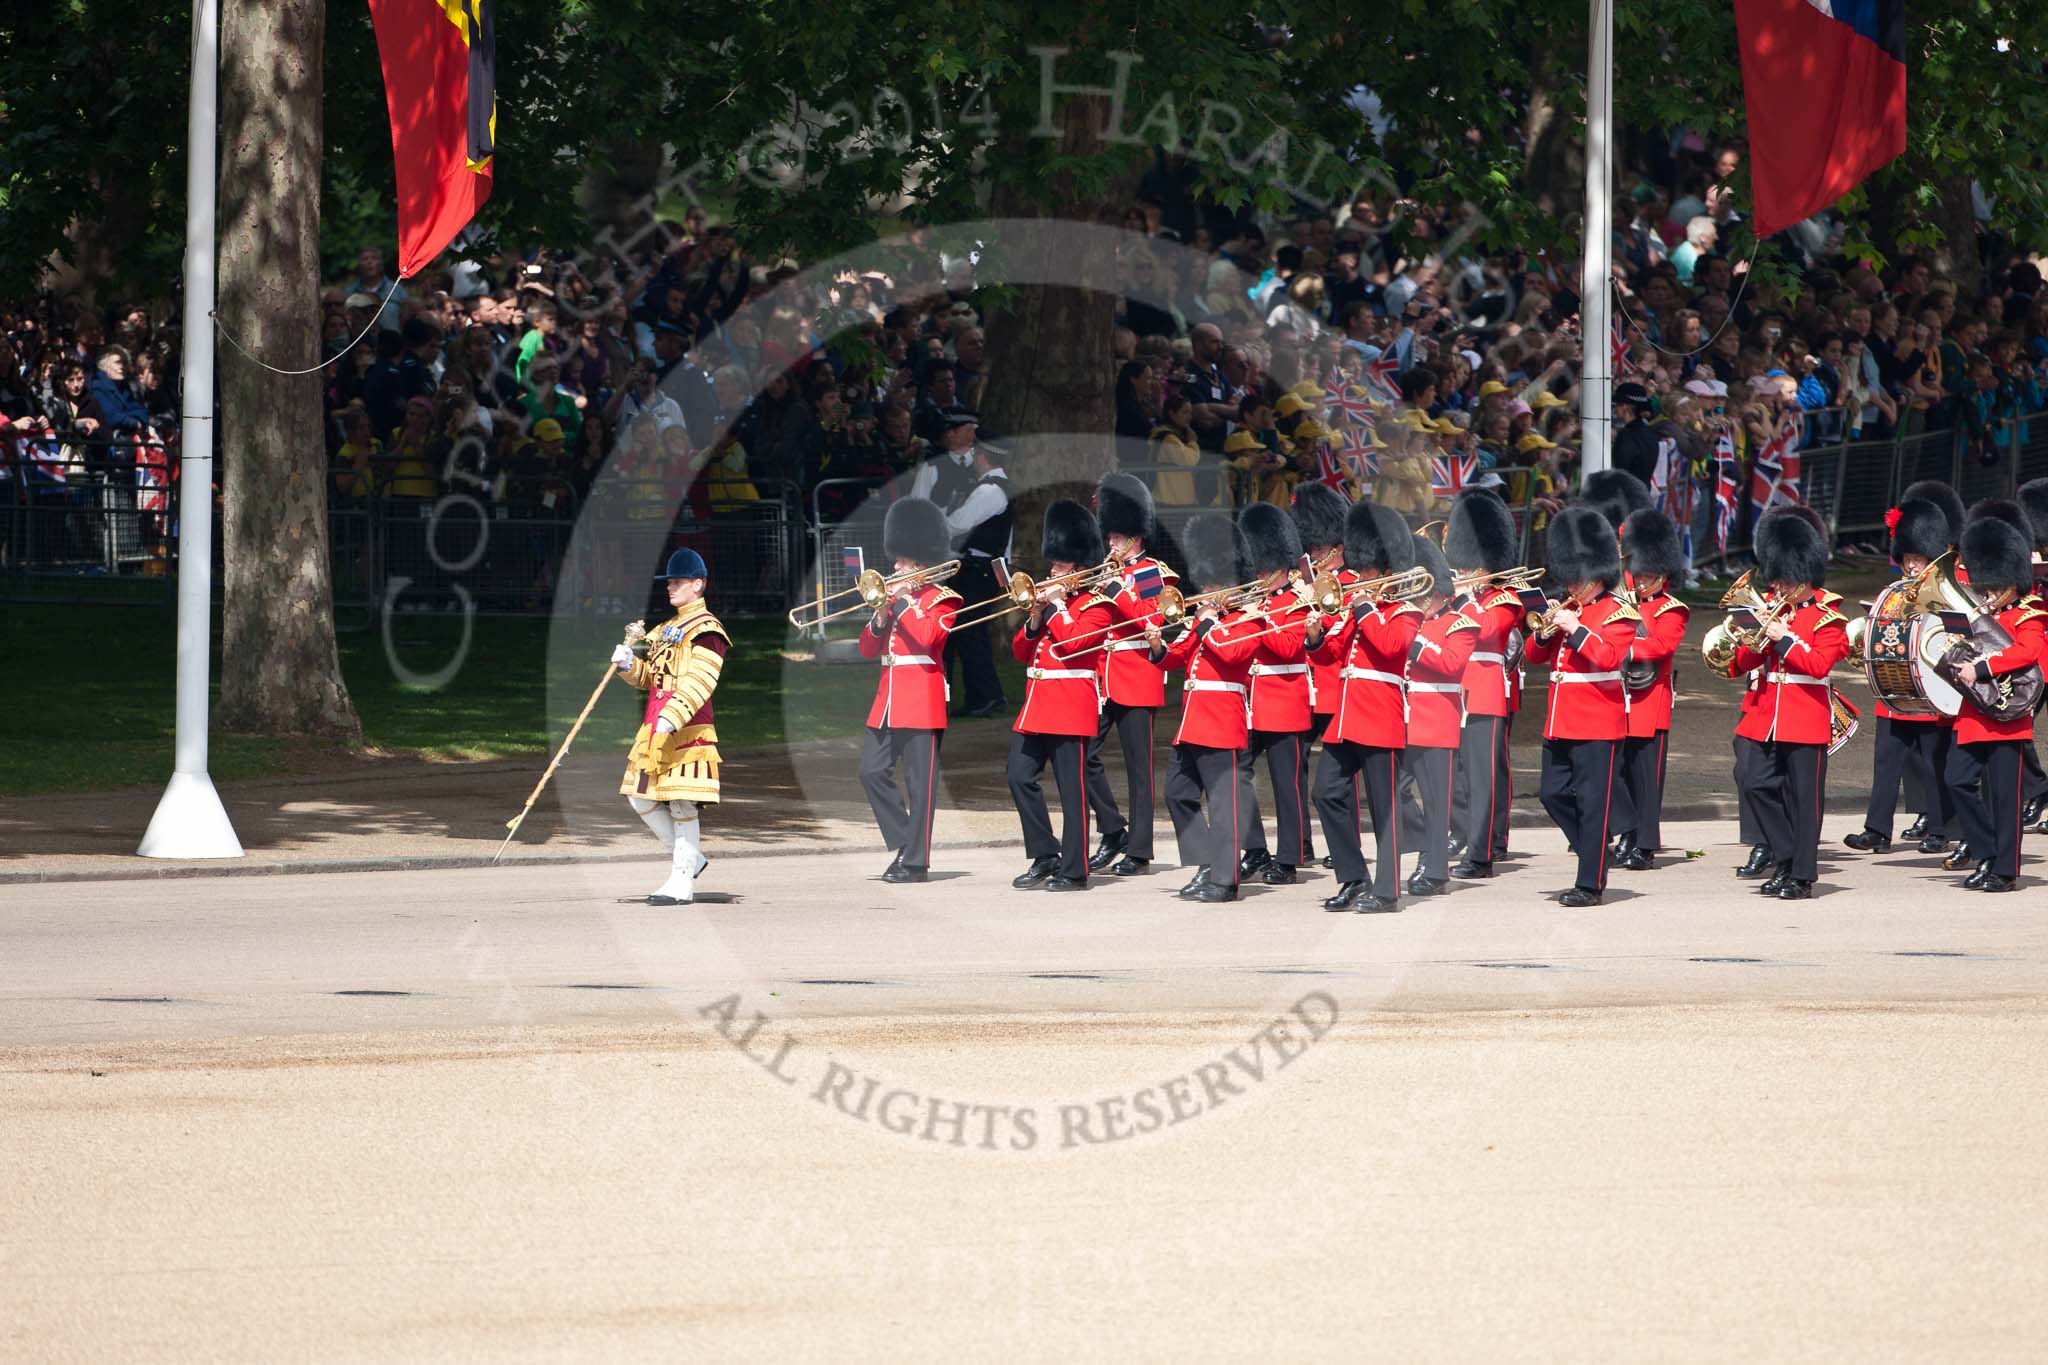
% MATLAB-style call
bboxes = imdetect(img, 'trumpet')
[1453,565,1547,595]
[948,554,1130,632]
[786,559,960,628]
[1528,582,1602,639]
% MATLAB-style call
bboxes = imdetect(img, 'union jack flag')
[1749,414,1804,515]
[1430,454,1476,498]
[1364,352,1402,404]
[1341,424,1379,483]
[1646,435,1694,573]
[1612,316,1635,378]
[1324,385,1376,429]
[134,435,170,533]
[1713,429,1739,554]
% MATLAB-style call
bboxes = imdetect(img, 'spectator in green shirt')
[514,302,559,385]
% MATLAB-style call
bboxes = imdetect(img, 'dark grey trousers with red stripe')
[1166,744,1242,883]
[1314,742,1401,901]
[1453,714,1513,867]
[1740,739,1828,883]
[1237,730,1318,867]
[1084,701,1158,861]
[1539,737,1619,893]
[859,727,942,870]
[1009,733,1091,881]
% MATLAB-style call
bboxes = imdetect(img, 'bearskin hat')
[1755,506,1829,588]
[1578,469,1653,534]
[1901,479,1965,543]
[1889,498,1951,565]
[1621,508,1685,581]
[1179,514,1245,592]
[1412,535,1454,598]
[1040,498,1104,568]
[1239,502,1303,576]
[1344,501,1416,575]
[1546,506,1622,589]
[1444,489,1518,574]
[1960,516,2034,596]
[1966,498,2029,534]
[1095,471,1156,541]
[1290,483,1350,553]
[2017,477,2048,550]
[883,496,952,566]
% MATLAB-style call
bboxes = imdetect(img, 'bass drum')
[1862,580,1961,718]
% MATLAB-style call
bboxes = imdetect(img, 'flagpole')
[139,0,243,859]
[1579,0,1614,477]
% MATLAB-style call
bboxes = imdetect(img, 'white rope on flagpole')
[210,273,401,376]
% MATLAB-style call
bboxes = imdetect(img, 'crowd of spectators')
[8,134,2048,591]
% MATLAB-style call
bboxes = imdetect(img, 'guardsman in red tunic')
[1293,484,1354,872]
[1843,498,1955,855]
[1401,536,1481,894]
[1725,508,1849,900]
[2018,476,2048,834]
[1610,508,1692,870]
[1941,516,2048,891]
[1894,479,1970,846]
[1148,516,1261,903]
[1007,500,1117,891]
[1444,489,1525,880]
[857,497,960,884]
[1081,472,1178,877]
[1232,502,1318,885]
[1525,506,1641,906]
[1308,502,1422,913]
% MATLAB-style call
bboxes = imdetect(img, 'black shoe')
[1979,874,2019,893]
[1353,895,1400,914]
[1451,860,1493,879]
[1406,875,1447,896]
[1043,875,1088,892]
[1260,863,1297,885]
[1177,867,1211,899]
[1963,859,1994,890]
[1771,879,1813,900]
[1322,881,1365,911]
[1918,835,1951,854]
[2025,794,2048,826]
[1759,863,1792,894]
[1842,829,1891,853]
[884,848,905,875]
[1448,835,1468,861]
[1238,849,1273,878]
[881,863,928,884]
[1737,844,1773,877]
[1492,844,1511,860]
[1012,856,1059,889]
[963,699,1006,719]
[1903,815,1930,841]
[1190,881,1239,903]
[1621,847,1655,871]
[1087,828,1129,872]
[1941,847,1975,873]
[1320,855,1336,870]
[1110,856,1149,876]
[1559,887,1602,907]
[1611,833,1639,860]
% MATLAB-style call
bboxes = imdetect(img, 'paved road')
[5,823,2046,1360]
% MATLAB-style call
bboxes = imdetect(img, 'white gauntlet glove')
[654,716,678,735]
[611,644,635,671]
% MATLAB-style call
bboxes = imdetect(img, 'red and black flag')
[368,0,496,278]
[1735,0,1906,239]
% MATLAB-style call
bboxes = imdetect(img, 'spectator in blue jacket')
[89,348,151,437]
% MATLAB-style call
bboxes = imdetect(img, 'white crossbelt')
[1106,638,1154,652]
[1249,663,1309,676]
[1552,669,1622,683]
[1339,667,1406,685]
[1408,681,1464,694]
[1765,671,1830,686]
[1469,651,1505,665]
[882,654,935,667]
[1184,679,1248,694]
[1028,668,1097,681]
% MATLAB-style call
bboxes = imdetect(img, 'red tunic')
[1625,590,1692,737]
[1407,605,1482,748]
[1458,586,1525,717]
[1309,568,1361,717]
[1092,554,1180,708]
[1012,592,1116,737]
[1310,600,1421,748]
[857,582,959,730]
[1160,610,1262,749]
[1729,591,1851,745]
[1525,593,1639,741]
[1246,583,1315,733]
[1949,602,2048,745]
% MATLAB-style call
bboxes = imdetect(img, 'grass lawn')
[0,603,1030,797]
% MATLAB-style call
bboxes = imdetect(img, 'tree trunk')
[980,91,1138,554]
[216,0,362,741]
[1520,42,1579,218]
[1933,174,1981,300]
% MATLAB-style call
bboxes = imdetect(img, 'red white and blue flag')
[1714,433,1741,555]
[134,434,170,532]
[1735,0,1906,239]
[1130,562,1165,600]
[1364,353,1402,404]
[1612,316,1635,378]
[1749,414,1806,517]
[1325,385,1376,429]
[1430,454,1475,498]
[842,544,865,577]
[1342,425,1379,483]
[1647,435,1694,573]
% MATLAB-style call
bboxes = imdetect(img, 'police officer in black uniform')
[910,407,1012,717]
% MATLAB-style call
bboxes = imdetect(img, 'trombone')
[947,554,1130,632]
[785,560,959,628]
[1054,575,1269,659]
[1453,565,1546,595]
[1225,565,1437,646]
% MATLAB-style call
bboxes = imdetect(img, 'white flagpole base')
[137,770,245,859]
